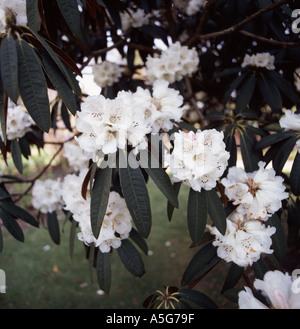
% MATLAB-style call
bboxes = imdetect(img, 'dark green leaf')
[224,72,248,102]
[26,0,41,32]
[0,35,19,103]
[10,139,23,174]
[258,74,282,112]
[102,0,121,29]
[273,137,297,174]
[187,189,207,244]
[41,51,77,115]
[205,189,226,235]
[60,102,72,131]
[255,131,296,150]
[117,239,145,277]
[47,211,60,245]
[290,152,300,196]
[119,150,152,238]
[178,288,218,309]
[17,39,50,132]
[139,149,179,209]
[239,128,260,172]
[141,25,169,45]
[235,74,256,113]
[96,249,111,294]
[0,207,24,242]
[0,77,7,144]
[129,227,148,255]
[253,258,269,280]
[221,263,244,294]
[90,161,112,239]
[0,224,3,252]
[182,242,219,286]
[265,214,286,261]
[167,182,181,221]
[56,0,81,36]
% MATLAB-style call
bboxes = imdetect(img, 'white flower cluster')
[186,0,205,16]
[241,52,275,70]
[0,0,27,32]
[75,80,186,160]
[238,270,300,309]
[61,169,132,253]
[279,109,300,153]
[145,42,199,84]
[0,104,34,141]
[62,141,90,172]
[32,178,63,214]
[165,129,230,192]
[120,8,151,31]
[207,218,275,267]
[221,162,288,221]
[207,162,288,267]
[92,61,123,88]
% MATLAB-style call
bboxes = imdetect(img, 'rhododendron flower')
[165,129,229,192]
[238,270,300,309]
[92,61,123,88]
[279,109,300,154]
[241,52,275,70]
[221,162,288,221]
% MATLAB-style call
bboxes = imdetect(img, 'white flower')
[32,178,63,214]
[0,0,27,26]
[166,129,229,192]
[207,218,276,267]
[92,61,123,88]
[221,162,288,221]
[238,270,300,309]
[241,53,275,70]
[0,105,34,141]
[279,109,300,132]
[63,141,90,172]
[120,8,151,31]
[186,0,205,16]
[145,41,199,84]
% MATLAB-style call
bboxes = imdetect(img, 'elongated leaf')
[178,288,218,309]
[56,0,81,36]
[290,152,300,196]
[0,76,7,144]
[119,150,152,238]
[47,211,60,245]
[235,74,256,113]
[117,239,145,277]
[96,249,111,294]
[167,182,181,221]
[239,128,260,172]
[253,258,269,280]
[0,35,19,103]
[10,139,23,174]
[26,0,41,32]
[221,263,244,294]
[129,227,148,255]
[0,224,3,252]
[273,137,297,174]
[187,189,207,244]
[90,162,112,239]
[265,214,286,261]
[17,39,50,132]
[224,72,248,102]
[258,74,282,112]
[182,242,219,286]
[255,131,296,150]
[69,217,77,259]
[139,149,178,208]
[41,51,77,115]
[205,189,226,235]
[0,207,24,242]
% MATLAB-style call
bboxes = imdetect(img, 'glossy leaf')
[17,39,50,132]
[290,152,300,196]
[26,0,41,32]
[119,150,152,238]
[90,161,112,239]
[221,263,244,294]
[239,127,260,172]
[205,189,227,235]
[187,189,207,244]
[235,74,256,113]
[273,137,297,174]
[266,213,286,261]
[10,139,23,174]
[0,207,24,242]
[129,227,148,255]
[56,0,81,36]
[0,35,19,103]
[117,239,145,277]
[178,288,218,309]
[96,249,111,294]
[47,211,60,245]
[258,74,282,112]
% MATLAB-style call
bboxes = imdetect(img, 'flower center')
[246,178,261,196]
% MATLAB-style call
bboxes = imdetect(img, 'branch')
[186,0,290,46]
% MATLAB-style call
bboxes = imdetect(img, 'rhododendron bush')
[0,0,300,309]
